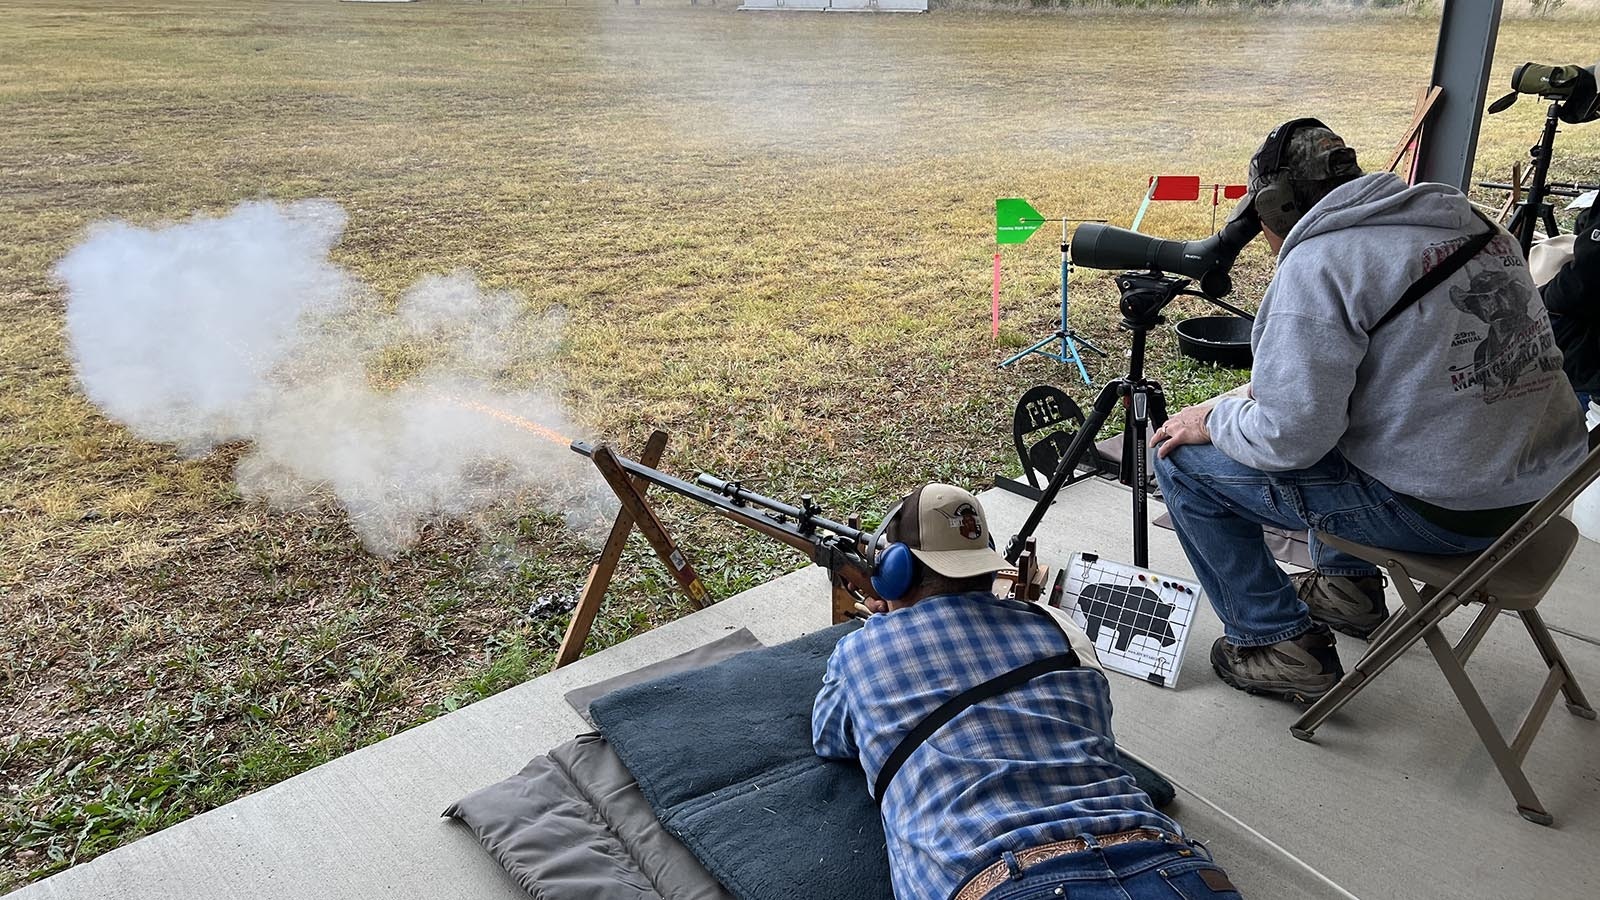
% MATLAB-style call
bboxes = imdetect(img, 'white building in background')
[739,0,928,11]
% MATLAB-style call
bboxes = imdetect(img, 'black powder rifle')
[569,439,1048,625]
[570,440,883,619]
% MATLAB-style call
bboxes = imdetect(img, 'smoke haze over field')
[56,201,609,554]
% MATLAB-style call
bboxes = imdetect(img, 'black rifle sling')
[1369,210,1500,335]
[871,648,1080,802]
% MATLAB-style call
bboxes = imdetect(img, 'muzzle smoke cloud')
[56,200,610,555]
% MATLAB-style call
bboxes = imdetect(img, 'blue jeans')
[981,837,1241,900]
[1153,444,1493,648]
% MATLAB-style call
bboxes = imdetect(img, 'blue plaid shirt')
[812,592,1176,900]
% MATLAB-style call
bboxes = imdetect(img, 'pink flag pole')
[991,253,1002,340]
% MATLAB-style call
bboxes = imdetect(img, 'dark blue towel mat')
[589,622,1174,900]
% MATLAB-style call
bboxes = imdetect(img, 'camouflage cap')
[1247,124,1355,190]
[1245,122,1362,234]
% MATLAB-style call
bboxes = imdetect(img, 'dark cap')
[1244,120,1362,234]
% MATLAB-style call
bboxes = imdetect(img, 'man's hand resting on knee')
[1150,402,1216,458]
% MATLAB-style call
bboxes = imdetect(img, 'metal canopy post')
[1412,0,1504,190]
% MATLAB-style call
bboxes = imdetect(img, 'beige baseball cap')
[1530,233,1577,287]
[883,483,1010,579]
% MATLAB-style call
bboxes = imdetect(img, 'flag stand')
[998,217,1105,382]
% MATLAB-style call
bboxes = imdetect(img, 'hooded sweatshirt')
[1207,172,1586,511]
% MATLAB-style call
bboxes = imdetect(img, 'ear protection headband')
[1251,117,1358,236]
[869,501,917,603]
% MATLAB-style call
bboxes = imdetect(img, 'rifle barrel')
[570,439,881,604]
[570,440,726,509]
[569,440,866,544]
[693,474,867,543]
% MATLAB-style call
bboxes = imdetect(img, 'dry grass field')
[3,0,1599,887]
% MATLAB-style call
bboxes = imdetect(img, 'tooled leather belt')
[950,829,1171,900]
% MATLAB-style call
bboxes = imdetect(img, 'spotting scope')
[1489,61,1599,124]
[1069,202,1262,299]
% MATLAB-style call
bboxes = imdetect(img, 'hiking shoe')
[1210,625,1344,703]
[1294,571,1388,640]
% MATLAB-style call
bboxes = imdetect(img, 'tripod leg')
[1006,380,1125,562]
[1118,384,1166,487]
[1120,404,1136,487]
[999,333,1060,369]
[1145,384,1170,510]
[1063,335,1092,386]
[1129,389,1154,569]
[1148,384,1168,428]
[1072,333,1109,357]
[1116,381,1170,569]
[1509,201,1542,256]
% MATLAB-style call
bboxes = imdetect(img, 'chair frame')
[1289,442,1600,825]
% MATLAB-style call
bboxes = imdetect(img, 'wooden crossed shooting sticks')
[555,431,869,668]
[556,430,1052,668]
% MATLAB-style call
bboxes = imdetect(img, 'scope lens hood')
[1558,64,1599,124]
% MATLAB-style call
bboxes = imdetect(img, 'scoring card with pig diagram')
[1057,553,1202,688]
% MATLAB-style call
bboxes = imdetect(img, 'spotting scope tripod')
[1506,99,1568,258]
[1004,271,1196,570]
[1488,62,1600,257]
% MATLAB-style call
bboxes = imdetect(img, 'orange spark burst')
[440,394,571,446]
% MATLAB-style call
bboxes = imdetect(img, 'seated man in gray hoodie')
[1151,119,1587,702]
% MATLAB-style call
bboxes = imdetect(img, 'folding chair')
[1289,443,1600,826]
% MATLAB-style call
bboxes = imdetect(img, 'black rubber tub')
[1174,316,1253,368]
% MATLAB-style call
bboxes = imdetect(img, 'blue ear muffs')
[872,543,916,602]
[869,501,917,603]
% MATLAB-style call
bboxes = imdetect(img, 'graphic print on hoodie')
[1421,230,1566,404]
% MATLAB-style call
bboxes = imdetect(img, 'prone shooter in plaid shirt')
[812,484,1241,900]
